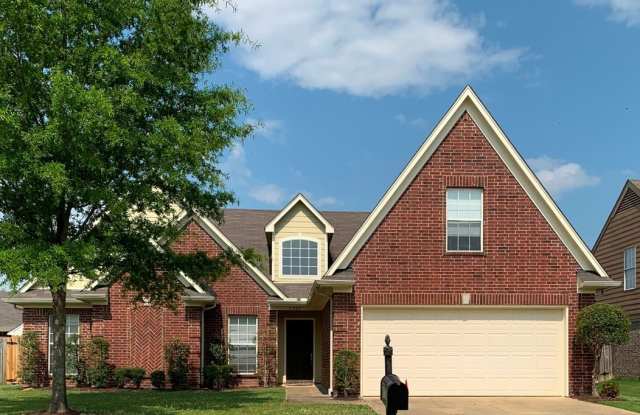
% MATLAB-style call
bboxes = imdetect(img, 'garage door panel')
[361,308,565,397]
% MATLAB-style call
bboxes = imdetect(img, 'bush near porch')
[0,385,376,415]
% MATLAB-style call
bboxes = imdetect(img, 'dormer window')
[282,239,318,276]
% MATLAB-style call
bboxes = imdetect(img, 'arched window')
[282,239,318,276]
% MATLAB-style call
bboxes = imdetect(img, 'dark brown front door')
[286,319,314,381]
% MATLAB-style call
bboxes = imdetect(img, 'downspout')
[329,297,333,396]
[201,304,216,386]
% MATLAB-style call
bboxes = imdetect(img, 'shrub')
[209,342,227,366]
[115,367,146,388]
[258,344,277,387]
[203,364,233,390]
[164,339,190,389]
[334,350,359,397]
[85,337,113,388]
[597,380,620,400]
[18,331,40,386]
[576,303,630,396]
[150,370,165,389]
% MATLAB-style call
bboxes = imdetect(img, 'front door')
[286,319,314,381]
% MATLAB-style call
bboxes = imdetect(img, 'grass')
[0,385,376,415]
[601,378,640,413]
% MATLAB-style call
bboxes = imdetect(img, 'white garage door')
[361,307,566,397]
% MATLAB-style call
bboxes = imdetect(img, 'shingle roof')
[217,208,368,266]
[274,283,314,299]
[0,292,22,334]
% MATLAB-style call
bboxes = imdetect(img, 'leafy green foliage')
[597,380,620,400]
[150,370,165,389]
[114,367,146,389]
[209,341,227,366]
[576,304,630,350]
[85,337,113,388]
[203,364,233,390]
[334,350,359,397]
[165,339,190,389]
[18,331,41,386]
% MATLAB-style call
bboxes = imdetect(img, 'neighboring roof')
[0,292,22,333]
[593,179,640,252]
[264,194,334,233]
[327,85,608,278]
[218,209,368,262]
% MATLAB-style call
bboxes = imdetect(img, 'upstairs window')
[446,188,483,252]
[282,239,318,276]
[624,247,636,291]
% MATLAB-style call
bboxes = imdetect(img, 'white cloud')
[527,156,600,197]
[249,184,286,205]
[315,196,339,208]
[221,144,286,205]
[395,113,429,129]
[576,0,640,26]
[209,0,523,96]
[247,118,285,143]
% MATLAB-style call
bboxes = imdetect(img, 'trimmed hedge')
[114,367,146,388]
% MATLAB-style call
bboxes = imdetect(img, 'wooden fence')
[1,336,19,383]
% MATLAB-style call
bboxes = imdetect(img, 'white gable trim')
[193,215,288,299]
[265,194,334,234]
[327,86,607,278]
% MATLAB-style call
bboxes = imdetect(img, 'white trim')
[279,236,321,279]
[283,317,316,383]
[265,194,334,234]
[194,215,287,300]
[327,86,607,279]
[7,323,23,336]
[328,298,334,395]
[227,314,258,376]
[359,305,569,398]
[445,188,484,253]
[624,246,637,291]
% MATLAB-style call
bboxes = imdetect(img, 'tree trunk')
[49,289,70,414]
[592,347,602,398]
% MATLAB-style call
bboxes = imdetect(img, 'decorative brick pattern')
[333,112,594,396]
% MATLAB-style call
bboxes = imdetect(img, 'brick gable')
[333,112,594,395]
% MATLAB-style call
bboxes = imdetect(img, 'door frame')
[284,317,316,383]
[360,305,569,397]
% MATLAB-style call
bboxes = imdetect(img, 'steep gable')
[328,86,606,280]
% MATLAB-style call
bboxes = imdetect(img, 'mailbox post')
[379,335,408,415]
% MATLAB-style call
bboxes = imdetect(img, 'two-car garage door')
[361,307,567,397]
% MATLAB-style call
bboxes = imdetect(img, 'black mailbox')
[379,335,409,415]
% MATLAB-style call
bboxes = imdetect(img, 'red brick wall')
[173,221,276,387]
[333,112,594,395]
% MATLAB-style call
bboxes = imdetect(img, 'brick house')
[5,86,617,396]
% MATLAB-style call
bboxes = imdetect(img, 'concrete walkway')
[285,384,365,405]
[365,397,635,415]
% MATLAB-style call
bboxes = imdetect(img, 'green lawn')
[0,385,375,415]
[601,378,640,413]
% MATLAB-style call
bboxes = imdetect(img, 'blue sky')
[205,0,640,246]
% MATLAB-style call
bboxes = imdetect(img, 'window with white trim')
[228,316,257,375]
[282,239,318,276]
[446,188,483,252]
[624,247,636,291]
[48,314,80,375]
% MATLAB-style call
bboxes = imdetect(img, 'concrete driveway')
[366,397,635,415]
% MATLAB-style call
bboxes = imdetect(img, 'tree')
[0,1,252,413]
[576,303,630,397]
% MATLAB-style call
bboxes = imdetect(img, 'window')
[282,239,318,276]
[446,188,483,252]
[48,314,80,375]
[228,316,257,375]
[625,247,636,291]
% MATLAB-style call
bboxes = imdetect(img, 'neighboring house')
[0,292,22,337]
[593,180,640,376]
[3,86,617,396]
[0,292,22,384]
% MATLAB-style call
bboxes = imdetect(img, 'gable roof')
[327,85,607,278]
[264,194,334,233]
[0,292,22,333]
[593,179,640,252]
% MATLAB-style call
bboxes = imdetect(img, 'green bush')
[597,380,620,400]
[18,331,40,386]
[203,364,233,390]
[85,337,112,388]
[114,367,146,388]
[209,342,227,366]
[164,339,190,389]
[334,350,359,397]
[150,370,165,389]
